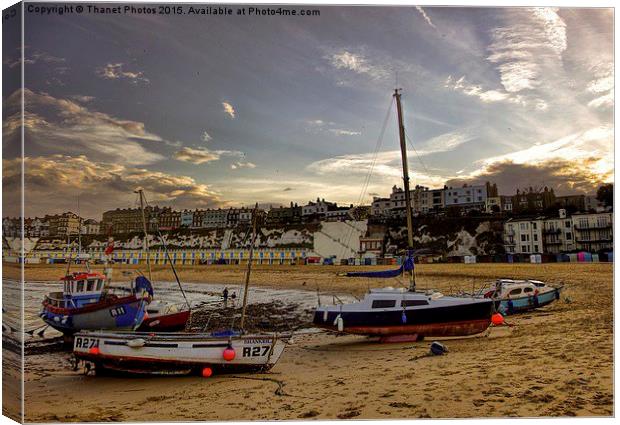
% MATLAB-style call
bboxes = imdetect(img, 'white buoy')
[336,316,344,332]
[127,338,146,348]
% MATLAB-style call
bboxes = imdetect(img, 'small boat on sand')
[41,271,149,335]
[73,330,289,375]
[477,279,563,315]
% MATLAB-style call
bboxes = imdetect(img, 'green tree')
[596,183,613,207]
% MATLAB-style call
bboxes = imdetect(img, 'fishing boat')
[313,89,495,341]
[477,279,563,315]
[40,271,149,335]
[72,330,289,374]
[73,204,290,375]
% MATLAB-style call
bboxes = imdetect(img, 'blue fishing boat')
[477,279,563,315]
[40,271,149,335]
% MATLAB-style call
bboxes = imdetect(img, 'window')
[532,223,537,230]
[533,234,538,241]
[96,280,103,291]
[521,235,526,242]
[523,287,533,293]
[76,280,84,292]
[86,279,95,291]
[565,221,571,228]
[566,232,572,240]
[534,245,539,252]
[509,288,522,296]
[522,245,528,252]
[401,299,429,307]
[372,300,396,308]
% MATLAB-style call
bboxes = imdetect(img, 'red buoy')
[491,313,505,326]
[222,347,236,361]
[202,367,213,378]
[89,347,100,355]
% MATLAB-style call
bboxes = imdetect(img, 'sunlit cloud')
[96,63,149,84]
[3,89,165,166]
[2,155,225,217]
[222,101,236,118]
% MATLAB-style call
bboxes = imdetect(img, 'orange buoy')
[491,313,505,326]
[222,347,236,361]
[89,347,100,355]
[202,367,213,378]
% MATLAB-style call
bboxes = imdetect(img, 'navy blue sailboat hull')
[313,299,495,337]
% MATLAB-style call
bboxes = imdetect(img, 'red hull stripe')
[320,318,491,337]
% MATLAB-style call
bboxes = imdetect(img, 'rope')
[339,97,395,260]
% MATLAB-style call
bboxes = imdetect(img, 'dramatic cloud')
[2,155,225,217]
[586,62,613,110]
[326,50,390,81]
[96,63,149,84]
[3,49,65,69]
[173,146,245,165]
[230,161,256,170]
[448,125,613,195]
[222,101,236,118]
[415,6,436,29]
[3,89,165,166]
[446,160,607,196]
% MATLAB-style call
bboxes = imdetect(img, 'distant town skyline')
[3,6,613,217]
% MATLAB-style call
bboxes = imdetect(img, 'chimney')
[559,209,567,219]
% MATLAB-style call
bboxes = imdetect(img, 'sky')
[2,5,614,218]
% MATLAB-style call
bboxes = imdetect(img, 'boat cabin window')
[64,282,69,292]
[96,279,103,291]
[508,288,522,296]
[76,280,85,292]
[523,287,533,293]
[401,299,429,307]
[86,279,95,291]
[372,300,396,308]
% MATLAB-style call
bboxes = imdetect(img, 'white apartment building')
[542,210,575,254]
[445,184,487,210]
[504,217,544,254]
[81,219,100,235]
[572,212,613,252]
[202,209,229,229]
[504,211,613,254]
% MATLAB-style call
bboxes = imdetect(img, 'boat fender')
[202,367,213,378]
[491,313,504,326]
[53,316,60,322]
[334,315,344,332]
[89,347,100,355]
[127,338,146,348]
[323,310,328,322]
[430,341,447,356]
[61,317,67,325]
[401,310,407,324]
[222,345,236,361]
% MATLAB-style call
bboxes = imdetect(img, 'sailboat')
[72,204,290,375]
[313,89,495,341]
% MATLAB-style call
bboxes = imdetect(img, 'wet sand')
[11,263,614,420]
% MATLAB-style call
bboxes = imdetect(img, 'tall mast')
[393,89,416,292]
[138,189,153,281]
[240,203,259,331]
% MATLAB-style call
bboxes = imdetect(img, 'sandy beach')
[10,262,614,420]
